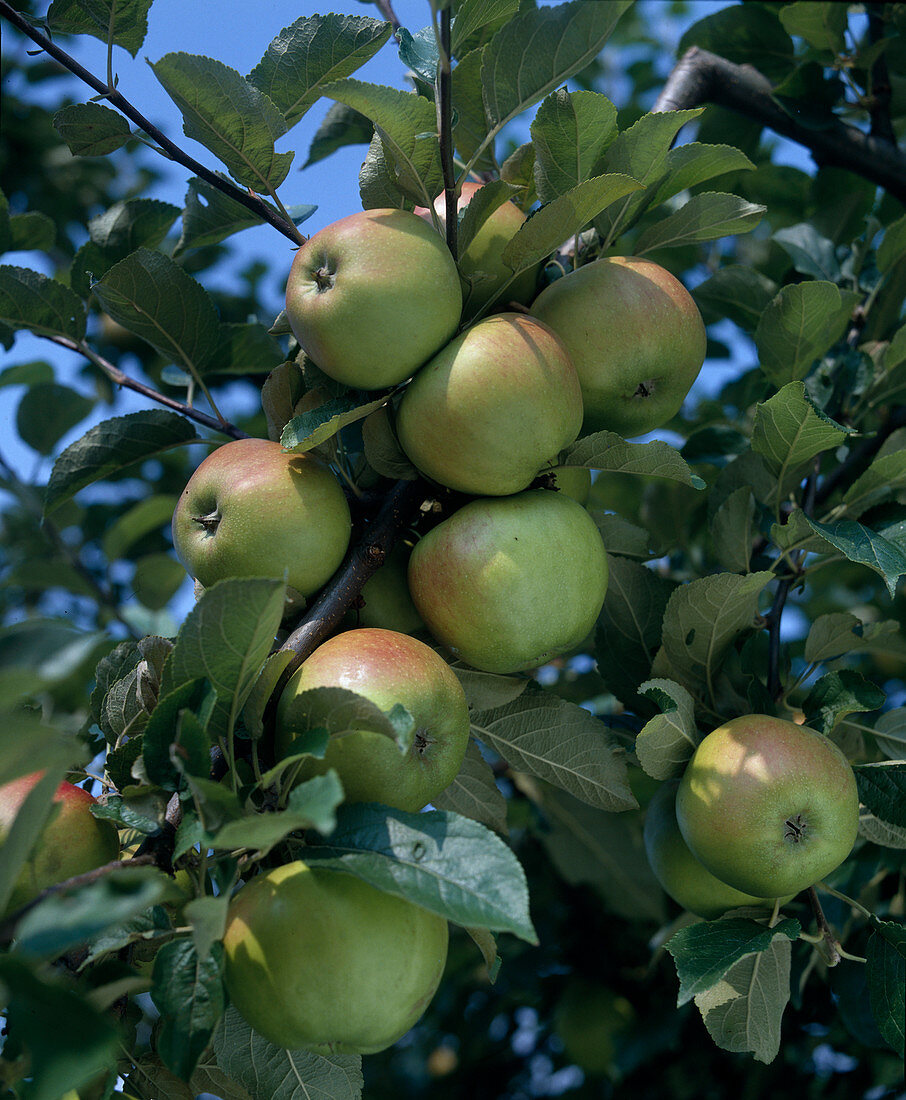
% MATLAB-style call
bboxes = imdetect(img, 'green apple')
[676,714,860,899]
[345,542,424,635]
[408,490,609,674]
[414,181,540,314]
[274,627,470,812]
[548,465,592,505]
[530,256,707,438]
[0,772,120,914]
[644,779,791,920]
[396,313,583,497]
[553,980,634,1077]
[223,860,449,1053]
[171,437,351,596]
[284,208,462,389]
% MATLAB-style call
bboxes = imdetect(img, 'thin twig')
[0,1,300,242]
[437,7,458,261]
[654,47,906,204]
[808,885,842,967]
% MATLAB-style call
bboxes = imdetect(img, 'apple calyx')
[193,509,221,535]
[415,727,434,755]
[633,379,657,399]
[314,265,335,292]
[784,814,806,842]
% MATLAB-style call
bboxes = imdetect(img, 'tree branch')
[654,46,906,205]
[437,7,458,261]
[866,5,896,144]
[0,1,301,243]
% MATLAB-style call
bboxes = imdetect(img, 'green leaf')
[358,132,411,209]
[430,739,509,836]
[530,89,618,204]
[212,773,344,855]
[14,865,176,960]
[143,677,215,791]
[878,213,906,274]
[754,282,860,387]
[305,101,373,168]
[151,939,226,1080]
[804,613,899,665]
[500,173,641,275]
[561,431,705,488]
[160,577,287,744]
[692,265,778,333]
[593,109,703,244]
[843,450,906,518]
[855,763,906,829]
[679,4,795,81]
[321,79,441,206]
[660,572,774,697]
[779,2,848,53]
[0,955,120,1099]
[213,1006,363,1100]
[772,223,840,281]
[10,212,56,253]
[53,102,132,156]
[635,678,700,780]
[279,685,415,756]
[0,710,85,790]
[452,0,519,55]
[710,487,756,573]
[634,192,765,255]
[592,512,657,560]
[694,928,796,1064]
[102,494,178,561]
[150,53,293,190]
[0,767,69,917]
[44,410,199,513]
[46,0,151,57]
[538,783,665,924]
[16,382,95,456]
[0,265,86,341]
[666,916,800,1007]
[867,919,906,1057]
[802,516,906,598]
[873,708,906,761]
[480,1,633,152]
[594,554,675,710]
[751,381,851,499]
[281,394,389,452]
[92,249,222,374]
[647,143,756,209]
[175,177,271,254]
[801,669,885,735]
[306,803,537,943]
[450,47,494,173]
[249,14,392,128]
[470,685,635,811]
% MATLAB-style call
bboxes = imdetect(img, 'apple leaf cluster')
[1,0,906,1097]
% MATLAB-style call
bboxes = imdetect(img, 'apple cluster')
[643,714,860,919]
[166,185,711,1054]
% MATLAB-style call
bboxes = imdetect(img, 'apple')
[284,208,462,390]
[274,627,470,812]
[395,313,583,497]
[222,860,449,1053]
[553,980,634,1077]
[171,437,351,596]
[675,714,860,899]
[414,181,540,315]
[345,542,425,635]
[530,256,707,438]
[0,772,120,914]
[548,465,592,505]
[644,779,791,920]
[408,489,609,674]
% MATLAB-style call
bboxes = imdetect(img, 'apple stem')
[435,6,458,262]
[807,885,842,967]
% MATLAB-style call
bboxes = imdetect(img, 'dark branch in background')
[373,0,401,32]
[0,1,300,243]
[48,335,249,440]
[866,5,896,144]
[263,477,430,734]
[808,886,842,966]
[654,47,906,205]
[437,7,458,261]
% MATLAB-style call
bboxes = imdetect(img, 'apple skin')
[675,714,860,899]
[414,181,540,314]
[284,208,462,390]
[171,437,351,596]
[530,256,707,438]
[345,542,425,635]
[396,313,583,497]
[644,779,792,920]
[274,627,470,812]
[222,860,449,1054]
[408,490,609,674]
[549,465,592,505]
[0,773,120,914]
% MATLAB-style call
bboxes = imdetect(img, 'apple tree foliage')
[1,0,906,1096]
